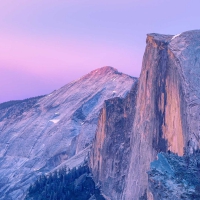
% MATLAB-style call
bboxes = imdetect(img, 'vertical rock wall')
[90,83,137,200]
[124,31,200,199]
[90,30,200,200]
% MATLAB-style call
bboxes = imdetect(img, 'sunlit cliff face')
[161,50,184,156]
[123,31,200,199]
[141,34,185,156]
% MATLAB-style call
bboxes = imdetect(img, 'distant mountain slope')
[0,66,137,200]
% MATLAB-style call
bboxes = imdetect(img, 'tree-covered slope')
[25,165,105,200]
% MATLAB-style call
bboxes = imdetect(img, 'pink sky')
[0,1,200,103]
[0,32,141,102]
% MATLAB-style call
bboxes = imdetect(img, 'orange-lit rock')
[90,31,200,199]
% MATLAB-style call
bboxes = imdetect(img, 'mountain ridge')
[0,66,137,199]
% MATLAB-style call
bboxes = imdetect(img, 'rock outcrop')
[123,30,200,200]
[89,82,137,200]
[148,152,200,200]
[0,66,136,199]
[89,30,200,200]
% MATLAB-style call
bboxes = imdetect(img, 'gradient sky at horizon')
[1,0,200,103]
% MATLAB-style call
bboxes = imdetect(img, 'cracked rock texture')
[148,152,200,200]
[0,66,136,200]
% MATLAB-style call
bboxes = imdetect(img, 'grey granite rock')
[148,152,200,200]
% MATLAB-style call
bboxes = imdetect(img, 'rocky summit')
[0,66,136,199]
[1,30,200,200]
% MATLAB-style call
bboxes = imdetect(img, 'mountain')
[124,30,200,199]
[0,66,137,199]
[2,29,200,200]
[89,30,200,200]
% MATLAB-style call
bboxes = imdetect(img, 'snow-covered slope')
[0,66,137,200]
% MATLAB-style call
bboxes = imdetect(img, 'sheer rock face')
[89,82,138,200]
[0,66,136,200]
[89,31,200,200]
[169,30,200,154]
[89,30,200,200]
[123,30,200,199]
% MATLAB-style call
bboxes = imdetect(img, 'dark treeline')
[25,165,105,200]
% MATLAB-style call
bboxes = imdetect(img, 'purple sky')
[1,1,200,103]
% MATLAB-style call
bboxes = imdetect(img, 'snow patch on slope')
[49,119,60,124]
[171,33,181,40]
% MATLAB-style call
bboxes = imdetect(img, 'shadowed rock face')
[0,66,136,200]
[124,30,200,199]
[89,82,138,200]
